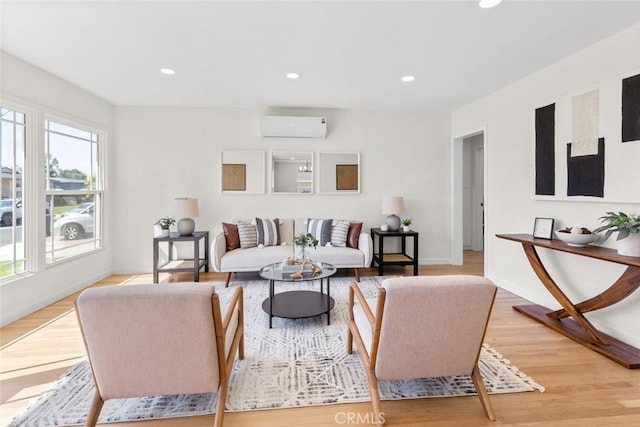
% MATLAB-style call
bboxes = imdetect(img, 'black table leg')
[269,279,274,328]
[327,277,331,325]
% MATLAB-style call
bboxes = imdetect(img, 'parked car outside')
[0,199,22,226]
[53,202,95,240]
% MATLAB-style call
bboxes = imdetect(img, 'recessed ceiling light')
[479,0,502,8]
[160,68,176,75]
[401,75,416,82]
[286,72,301,79]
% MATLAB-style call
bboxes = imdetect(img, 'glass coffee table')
[259,261,337,328]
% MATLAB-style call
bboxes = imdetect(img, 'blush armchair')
[347,275,497,425]
[74,283,244,427]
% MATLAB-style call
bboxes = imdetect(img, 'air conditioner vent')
[261,116,327,139]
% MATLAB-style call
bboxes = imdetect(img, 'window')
[45,120,103,264]
[0,108,26,278]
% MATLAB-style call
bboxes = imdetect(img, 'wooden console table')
[496,233,640,369]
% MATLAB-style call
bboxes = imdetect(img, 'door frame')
[451,127,487,266]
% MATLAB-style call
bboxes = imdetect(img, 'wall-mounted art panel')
[319,152,360,194]
[622,72,640,143]
[221,151,265,194]
[571,89,599,156]
[222,164,246,191]
[567,138,605,198]
[535,104,555,196]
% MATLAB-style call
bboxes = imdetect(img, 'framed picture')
[336,164,358,191]
[533,217,554,239]
[222,164,246,191]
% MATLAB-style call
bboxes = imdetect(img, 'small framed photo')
[533,217,555,239]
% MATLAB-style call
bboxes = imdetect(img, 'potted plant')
[593,211,640,257]
[154,216,175,237]
[401,218,412,232]
[293,233,318,261]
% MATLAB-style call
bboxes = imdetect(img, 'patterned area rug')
[9,276,544,426]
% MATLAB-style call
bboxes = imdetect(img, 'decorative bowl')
[554,230,597,247]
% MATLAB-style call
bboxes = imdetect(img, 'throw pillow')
[331,221,350,247]
[222,222,240,251]
[347,222,363,249]
[237,222,258,249]
[255,218,280,246]
[307,218,333,246]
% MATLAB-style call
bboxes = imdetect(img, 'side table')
[153,231,209,283]
[370,228,419,276]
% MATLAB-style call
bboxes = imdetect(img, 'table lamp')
[172,197,199,235]
[381,196,404,231]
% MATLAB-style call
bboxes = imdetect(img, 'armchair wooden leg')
[365,368,384,427]
[347,324,353,354]
[471,365,496,421]
[355,268,361,282]
[213,380,229,427]
[84,391,104,427]
[224,272,232,287]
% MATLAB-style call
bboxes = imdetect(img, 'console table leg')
[522,243,609,346]
[549,266,640,319]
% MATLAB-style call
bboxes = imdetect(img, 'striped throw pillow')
[237,222,257,249]
[307,218,333,246]
[255,218,280,246]
[331,221,350,247]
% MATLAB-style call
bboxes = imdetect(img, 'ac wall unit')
[261,116,327,139]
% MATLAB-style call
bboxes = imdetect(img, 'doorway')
[451,129,486,266]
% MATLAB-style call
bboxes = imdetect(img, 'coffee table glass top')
[259,261,336,282]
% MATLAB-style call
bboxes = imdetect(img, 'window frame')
[44,115,105,266]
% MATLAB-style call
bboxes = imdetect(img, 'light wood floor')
[1,251,639,426]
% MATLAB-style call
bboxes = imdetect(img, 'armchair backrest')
[375,276,496,380]
[75,283,221,400]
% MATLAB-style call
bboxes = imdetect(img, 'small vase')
[402,225,410,232]
[618,234,640,257]
[160,229,170,237]
[295,245,308,262]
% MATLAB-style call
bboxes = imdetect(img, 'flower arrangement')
[154,216,175,230]
[401,218,413,227]
[293,232,318,249]
[593,212,640,241]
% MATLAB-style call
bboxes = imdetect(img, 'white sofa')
[211,218,373,286]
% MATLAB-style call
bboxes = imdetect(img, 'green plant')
[154,216,175,230]
[593,212,640,241]
[401,218,412,226]
[293,233,318,249]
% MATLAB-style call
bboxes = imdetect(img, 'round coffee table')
[259,261,337,328]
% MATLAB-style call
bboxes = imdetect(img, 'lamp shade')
[172,198,199,219]
[381,196,405,215]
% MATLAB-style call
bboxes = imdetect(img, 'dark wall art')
[566,138,605,197]
[535,103,556,196]
[622,73,640,143]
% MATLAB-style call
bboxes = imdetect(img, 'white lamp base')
[385,214,401,231]
[177,218,195,235]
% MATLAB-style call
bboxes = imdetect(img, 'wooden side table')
[370,228,419,276]
[153,231,209,283]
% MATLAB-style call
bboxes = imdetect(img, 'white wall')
[0,52,114,326]
[452,24,640,347]
[112,107,452,272]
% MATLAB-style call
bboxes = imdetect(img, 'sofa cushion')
[308,246,364,267]
[237,222,257,249]
[307,218,333,246]
[347,222,362,249]
[331,221,350,247]
[222,222,240,251]
[255,218,280,246]
[221,245,293,271]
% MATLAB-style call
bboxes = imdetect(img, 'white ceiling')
[2,1,640,112]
